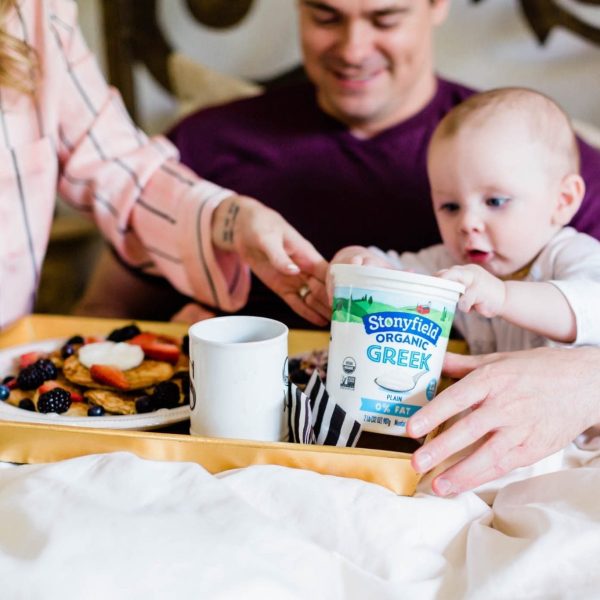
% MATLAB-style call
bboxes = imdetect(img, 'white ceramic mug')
[188,316,289,442]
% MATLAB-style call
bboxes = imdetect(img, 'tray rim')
[0,314,421,496]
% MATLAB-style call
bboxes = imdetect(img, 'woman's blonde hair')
[0,0,38,94]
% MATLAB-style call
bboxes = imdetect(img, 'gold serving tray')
[0,314,429,495]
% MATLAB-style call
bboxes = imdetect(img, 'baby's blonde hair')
[0,0,38,94]
[431,87,580,174]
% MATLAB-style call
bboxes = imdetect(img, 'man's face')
[298,0,449,137]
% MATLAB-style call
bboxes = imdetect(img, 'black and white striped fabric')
[287,371,361,447]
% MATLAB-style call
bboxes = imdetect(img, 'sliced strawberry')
[19,351,42,369]
[84,336,102,345]
[37,380,84,402]
[129,331,180,345]
[68,389,84,403]
[129,333,159,346]
[141,341,181,365]
[90,364,130,390]
[4,377,17,389]
[37,380,61,394]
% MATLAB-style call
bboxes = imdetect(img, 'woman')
[0,0,329,330]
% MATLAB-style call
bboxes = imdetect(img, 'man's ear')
[431,0,450,26]
[552,173,586,226]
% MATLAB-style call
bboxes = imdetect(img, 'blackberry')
[18,398,35,411]
[181,334,189,356]
[87,405,105,417]
[0,385,9,401]
[34,358,58,381]
[107,324,141,342]
[135,395,156,414]
[61,344,76,359]
[38,388,72,414]
[152,381,180,409]
[17,365,45,390]
[66,335,84,345]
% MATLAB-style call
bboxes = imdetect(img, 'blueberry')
[152,381,180,409]
[107,324,141,342]
[289,369,310,385]
[87,405,105,417]
[0,385,9,401]
[61,344,76,359]
[18,399,35,411]
[288,358,301,372]
[135,395,155,414]
[66,335,84,345]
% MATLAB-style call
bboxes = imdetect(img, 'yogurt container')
[327,264,464,437]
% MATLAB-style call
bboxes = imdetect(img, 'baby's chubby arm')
[438,264,577,343]
[437,264,506,318]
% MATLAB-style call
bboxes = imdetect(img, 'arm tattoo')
[222,200,240,244]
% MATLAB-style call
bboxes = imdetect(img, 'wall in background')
[435,0,600,130]
[76,0,600,134]
[77,0,301,133]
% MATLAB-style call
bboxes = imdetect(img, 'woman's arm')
[51,2,328,323]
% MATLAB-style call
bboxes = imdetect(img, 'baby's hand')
[330,245,391,268]
[437,264,506,318]
[326,246,394,302]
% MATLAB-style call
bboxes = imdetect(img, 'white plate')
[0,339,190,430]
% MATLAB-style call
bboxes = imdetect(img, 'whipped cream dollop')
[78,341,144,371]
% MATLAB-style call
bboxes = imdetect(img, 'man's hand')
[212,196,330,326]
[406,347,600,496]
[437,264,506,318]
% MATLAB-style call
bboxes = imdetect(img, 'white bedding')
[0,446,599,599]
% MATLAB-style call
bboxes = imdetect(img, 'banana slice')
[78,342,144,371]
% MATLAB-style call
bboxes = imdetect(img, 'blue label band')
[360,398,422,417]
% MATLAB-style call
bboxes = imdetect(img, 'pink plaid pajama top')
[0,0,250,329]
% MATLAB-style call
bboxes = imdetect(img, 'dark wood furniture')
[100,0,304,123]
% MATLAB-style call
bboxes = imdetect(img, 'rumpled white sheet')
[0,445,599,600]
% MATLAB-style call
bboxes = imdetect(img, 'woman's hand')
[212,196,330,326]
[406,346,600,496]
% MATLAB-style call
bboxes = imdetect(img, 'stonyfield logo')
[362,312,442,345]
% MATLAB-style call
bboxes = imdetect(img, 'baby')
[331,87,600,355]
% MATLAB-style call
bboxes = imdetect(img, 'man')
[78,0,600,326]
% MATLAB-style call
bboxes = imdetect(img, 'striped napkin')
[287,371,361,447]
